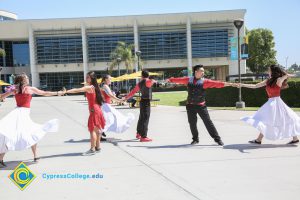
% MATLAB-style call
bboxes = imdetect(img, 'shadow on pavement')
[126,144,219,149]
[0,160,35,170]
[223,143,298,153]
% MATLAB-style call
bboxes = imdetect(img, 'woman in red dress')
[66,72,105,155]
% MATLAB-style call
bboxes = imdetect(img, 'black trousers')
[186,104,221,142]
[137,99,151,138]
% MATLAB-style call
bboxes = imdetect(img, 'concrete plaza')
[0,95,299,200]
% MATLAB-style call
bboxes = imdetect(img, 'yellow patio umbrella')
[116,71,162,81]
[126,71,162,79]
[0,80,11,86]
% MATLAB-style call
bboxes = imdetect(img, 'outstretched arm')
[28,86,66,96]
[102,85,123,102]
[0,90,15,100]
[124,84,140,100]
[67,86,93,94]
[240,80,267,89]
[167,77,189,85]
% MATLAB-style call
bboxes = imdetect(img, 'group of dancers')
[0,64,299,168]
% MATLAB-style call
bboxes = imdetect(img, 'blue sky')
[1,0,299,67]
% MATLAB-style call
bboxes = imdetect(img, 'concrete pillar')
[186,17,193,76]
[28,24,40,87]
[81,23,89,82]
[134,19,139,72]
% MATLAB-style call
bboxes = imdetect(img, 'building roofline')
[5,9,246,22]
[0,10,18,19]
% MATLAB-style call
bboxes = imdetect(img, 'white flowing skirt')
[241,97,300,140]
[0,107,59,153]
[102,103,134,133]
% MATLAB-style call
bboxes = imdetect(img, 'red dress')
[15,93,32,108]
[86,88,106,132]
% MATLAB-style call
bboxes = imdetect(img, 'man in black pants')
[124,70,156,142]
[168,65,237,146]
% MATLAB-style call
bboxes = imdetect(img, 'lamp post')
[136,50,141,71]
[234,19,245,109]
[117,57,122,89]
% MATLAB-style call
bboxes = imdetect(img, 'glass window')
[39,72,84,91]
[139,31,187,60]
[36,36,83,64]
[12,41,30,67]
[191,29,229,58]
[87,33,134,62]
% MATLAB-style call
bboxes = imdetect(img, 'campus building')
[0,9,246,90]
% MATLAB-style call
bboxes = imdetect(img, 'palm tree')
[110,41,135,74]
[0,48,5,57]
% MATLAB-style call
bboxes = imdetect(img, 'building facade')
[0,10,246,90]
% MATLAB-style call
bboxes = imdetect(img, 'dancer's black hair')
[267,64,288,88]
[100,74,110,86]
[14,73,28,94]
[193,64,204,76]
[141,70,149,78]
[87,71,104,105]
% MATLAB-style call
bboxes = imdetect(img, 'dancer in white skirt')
[240,65,300,145]
[0,73,65,168]
[100,74,134,134]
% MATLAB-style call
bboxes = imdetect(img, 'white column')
[28,24,40,87]
[134,19,139,72]
[186,17,193,76]
[81,23,89,82]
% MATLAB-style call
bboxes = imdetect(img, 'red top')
[168,77,225,89]
[86,87,106,132]
[101,90,111,104]
[169,77,225,105]
[15,93,32,108]
[126,78,155,99]
[266,84,281,98]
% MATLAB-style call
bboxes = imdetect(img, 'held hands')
[57,87,67,96]
[226,82,241,88]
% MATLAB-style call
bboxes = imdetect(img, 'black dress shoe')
[95,147,101,153]
[0,160,6,168]
[190,140,199,145]
[287,140,299,145]
[101,137,107,141]
[102,133,107,137]
[248,139,262,144]
[216,140,224,146]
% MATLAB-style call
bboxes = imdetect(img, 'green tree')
[289,63,299,71]
[247,28,277,74]
[110,41,135,74]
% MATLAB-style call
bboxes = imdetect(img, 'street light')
[136,50,141,71]
[234,19,245,109]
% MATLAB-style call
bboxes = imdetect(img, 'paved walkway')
[0,95,299,200]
